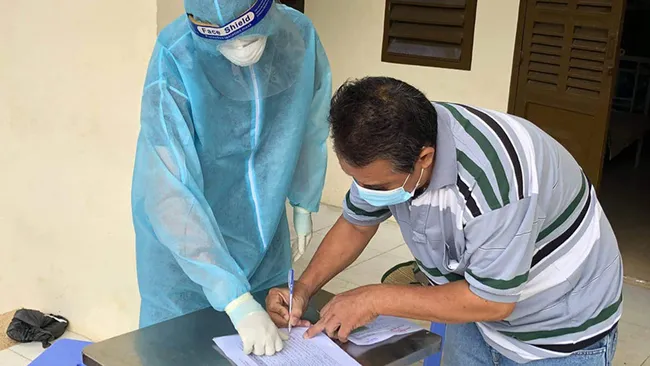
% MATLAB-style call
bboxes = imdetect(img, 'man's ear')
[419,147,435,169]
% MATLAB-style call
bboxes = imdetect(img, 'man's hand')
[305,285,380,342]
[266,281,312,328]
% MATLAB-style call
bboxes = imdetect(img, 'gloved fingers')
[298,236,306,255]
[253,339,265,356]
[279,329,289,341]
[242,337,254,355]
[265,341,276,356]
[275,334,284,353]
[291,238,306,262]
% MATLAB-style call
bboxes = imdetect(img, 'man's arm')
[373,281,515,323]
[377,195,543,323]
[306,194,543,340]
[298,216,378,296]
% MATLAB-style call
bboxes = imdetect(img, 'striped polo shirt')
[342,102,623,363]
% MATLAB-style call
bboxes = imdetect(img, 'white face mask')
[218,36,268,67]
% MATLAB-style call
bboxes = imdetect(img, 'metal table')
[82,289,441,366]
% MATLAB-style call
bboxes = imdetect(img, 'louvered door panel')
[512,0,623,186]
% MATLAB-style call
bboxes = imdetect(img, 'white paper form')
[213,327,360,366]
[348,316,424,346]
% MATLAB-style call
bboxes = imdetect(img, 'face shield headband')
[187,0,274,41]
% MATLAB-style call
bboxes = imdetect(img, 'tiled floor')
[293,204,650,366]
[0,331,91,365]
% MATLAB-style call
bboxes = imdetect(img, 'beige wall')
[305,0,520,205]
[158,0,185,33]
[0,0,156,340]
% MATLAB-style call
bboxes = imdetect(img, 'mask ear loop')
[410,168,425,195]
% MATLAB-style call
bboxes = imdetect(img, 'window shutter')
[382,0,478,70]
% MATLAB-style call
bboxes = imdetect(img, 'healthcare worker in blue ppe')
[131,0,331,356]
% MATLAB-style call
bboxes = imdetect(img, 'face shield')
[185,0,306,101]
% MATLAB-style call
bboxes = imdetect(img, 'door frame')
[506,0,628,188]
[507,0,530,115]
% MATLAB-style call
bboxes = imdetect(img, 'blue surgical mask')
[355,168,425,207]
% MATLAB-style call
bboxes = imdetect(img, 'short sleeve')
[342,184,392,226]
[463,196,545,303]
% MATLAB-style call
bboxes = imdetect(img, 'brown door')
[279,0,305,13]
[509,0,625,186]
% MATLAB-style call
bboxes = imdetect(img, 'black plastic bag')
[6,309,69,348]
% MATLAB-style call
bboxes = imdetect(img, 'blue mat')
[423,322,445,366]
[29,339,92,366]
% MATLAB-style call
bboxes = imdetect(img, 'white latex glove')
[292,206,313,262]
[225,293,288,356]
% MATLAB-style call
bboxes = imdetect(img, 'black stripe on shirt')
[531,183,593,267]
[532,322,618,353]
[460,104,525,200]
[345,191,391,217]
[457,175,481,218]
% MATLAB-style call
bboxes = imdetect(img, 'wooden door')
[509,0,625,186]
[279,0,305,13]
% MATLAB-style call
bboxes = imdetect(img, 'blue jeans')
[443,323,618,365]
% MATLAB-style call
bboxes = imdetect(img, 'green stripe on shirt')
[457,150,502,211]
[501,294,623,341]
[537,173,588,242]
[466,269,529,290]
[345,191,390,217]
[416,259,464,282]
[440,103,511,206]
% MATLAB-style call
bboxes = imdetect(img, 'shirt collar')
[426,103,457,191]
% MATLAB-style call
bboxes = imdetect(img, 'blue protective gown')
[132,1,331,327]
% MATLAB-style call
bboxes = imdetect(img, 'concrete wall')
[0,0,156,340]
[305,0,521,205]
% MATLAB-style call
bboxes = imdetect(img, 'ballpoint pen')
[288,268,294,335]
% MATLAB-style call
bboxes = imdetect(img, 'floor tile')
[613,321,650,366]
[337,252,406,286]
[366,221,406,253]
[0,350,29,366]
[322,278,356,295]
[621,284,650,329]
[349,247,384,268]
[10,331,90,361]
[293,231,384,277]
[387,244,415,261]
[313,204,343,233]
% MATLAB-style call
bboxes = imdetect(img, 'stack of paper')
[347,316,423,346]
[214,327,361,366]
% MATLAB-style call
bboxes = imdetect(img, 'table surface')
[82,289,441,366]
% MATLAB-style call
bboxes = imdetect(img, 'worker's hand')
[226,293,288,356]
[292,207,313,262]
[305,285,380,343]
[266,281,312,328]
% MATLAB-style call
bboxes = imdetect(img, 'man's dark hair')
[329,77,438,173]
